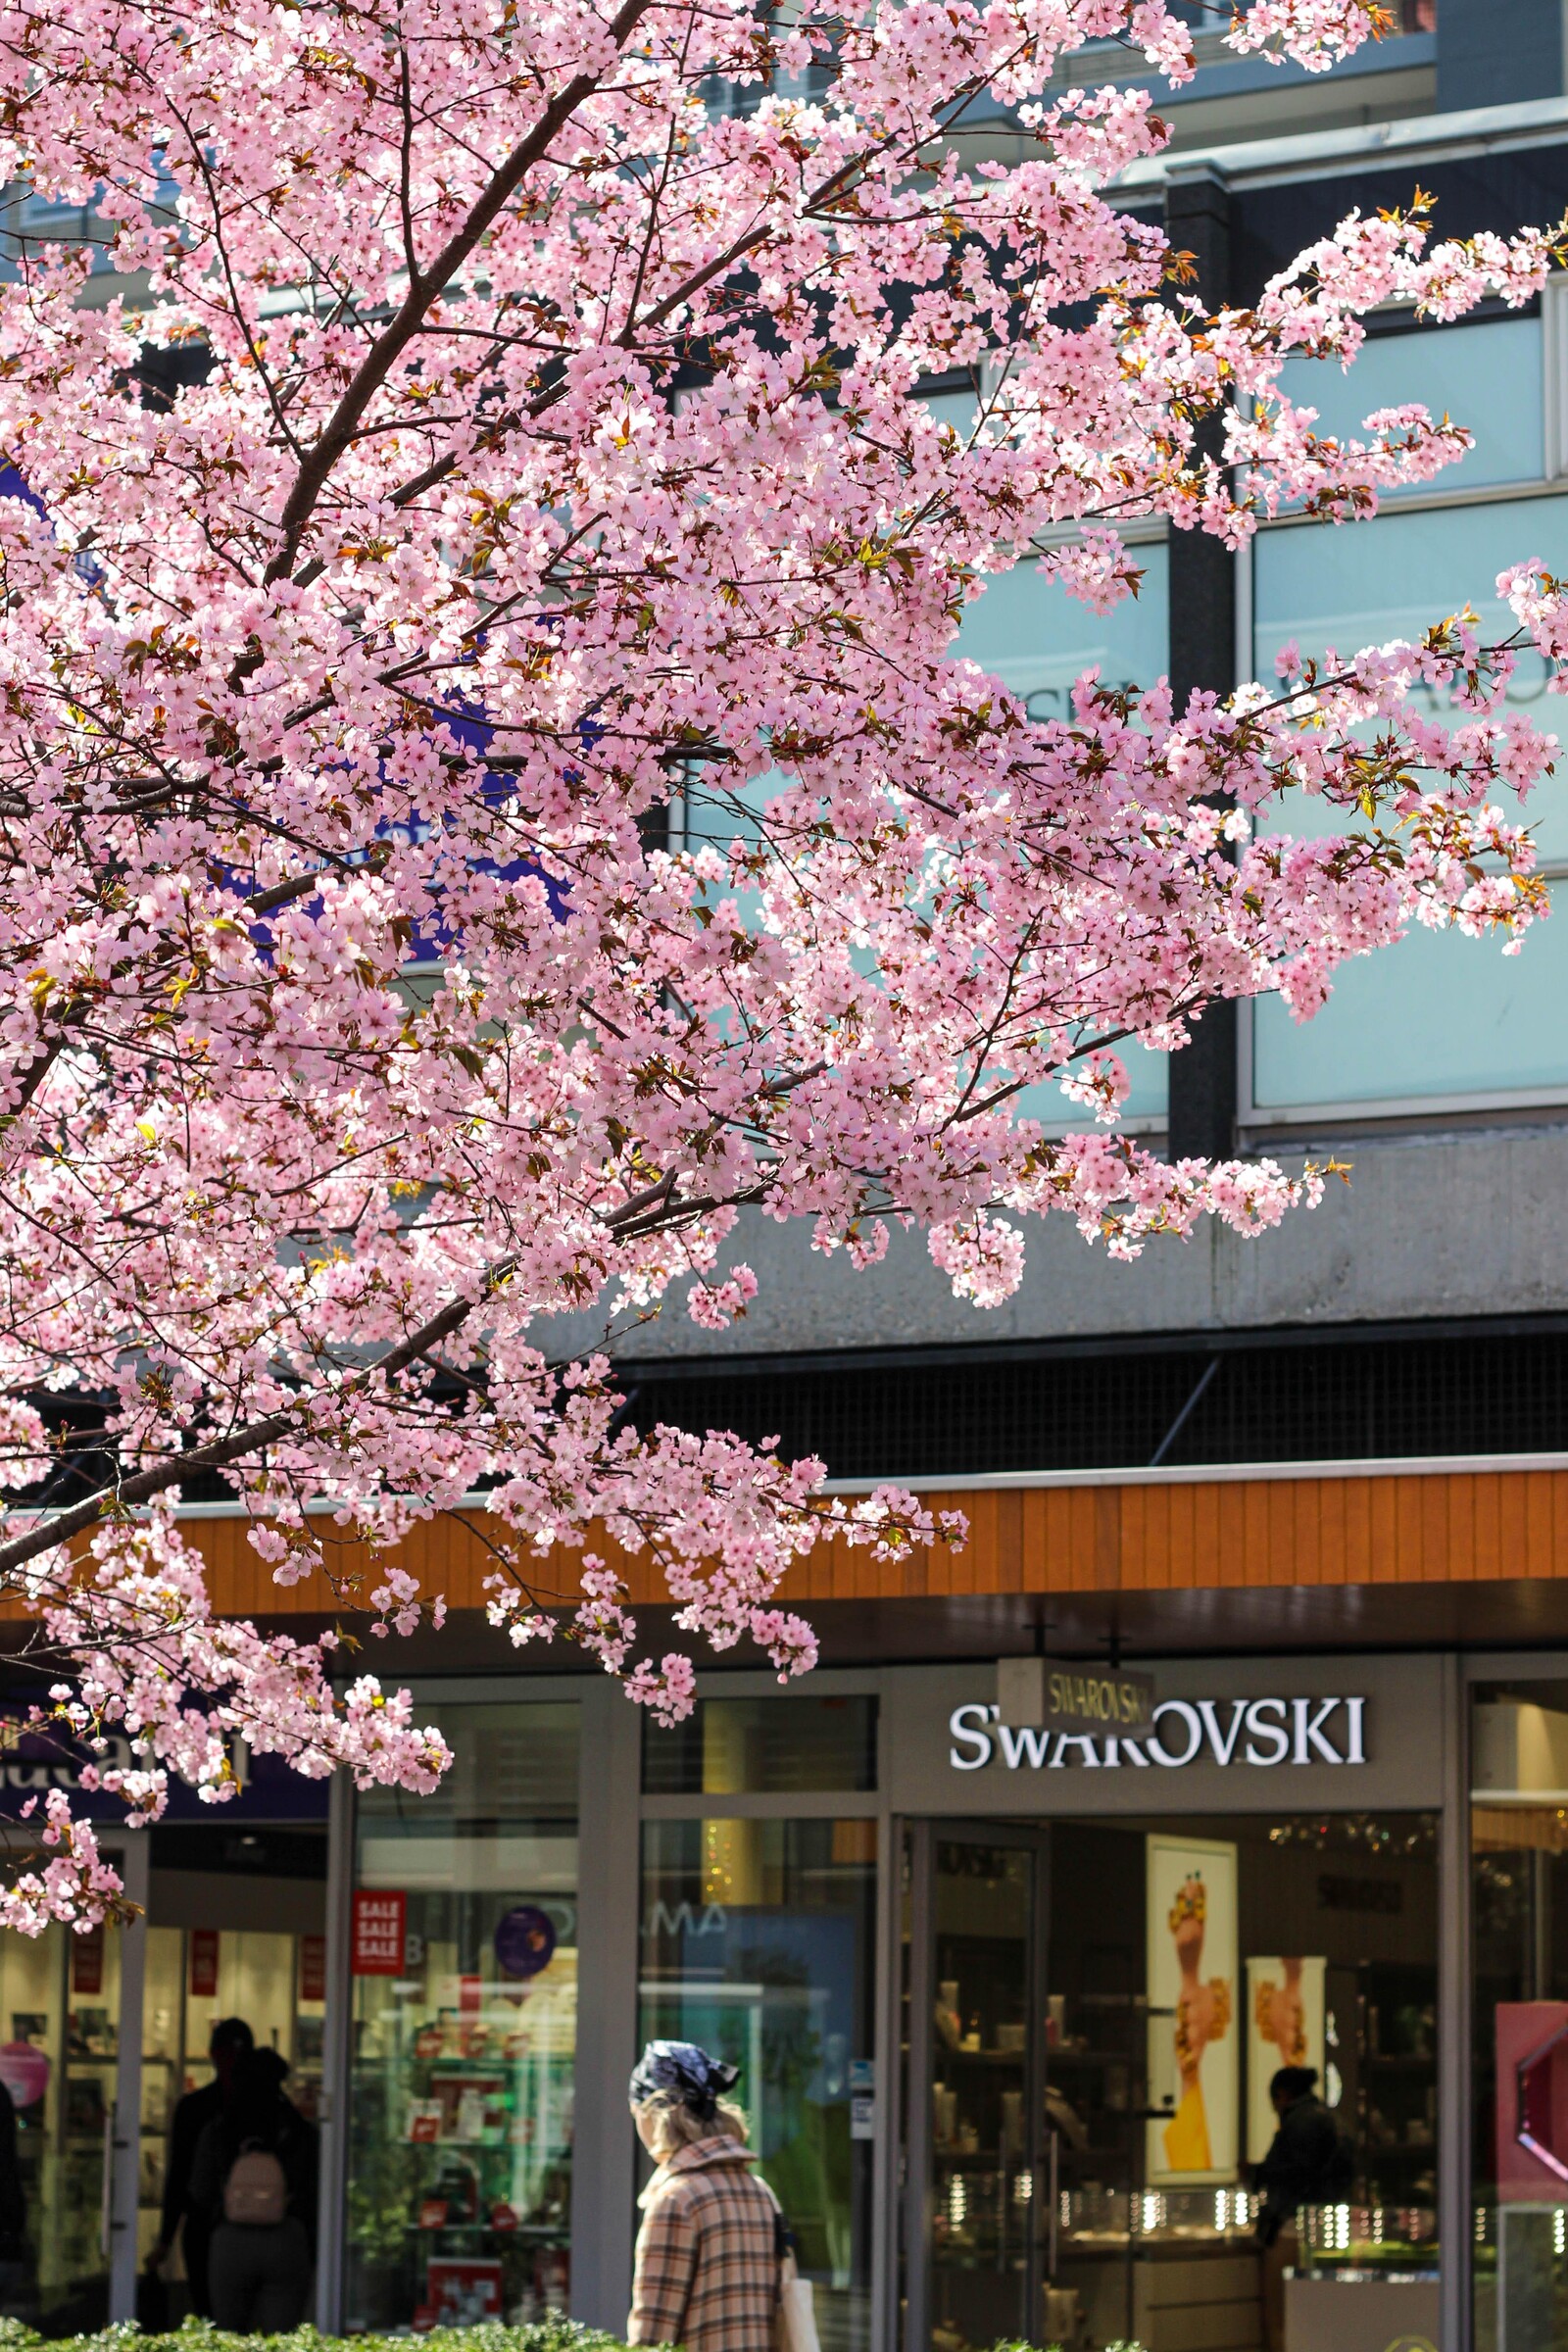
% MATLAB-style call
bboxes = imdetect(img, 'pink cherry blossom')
[0,0,1553,1923]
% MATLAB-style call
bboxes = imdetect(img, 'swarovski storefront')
[47,1648,1568,2352]
[884,1657,1452,2352]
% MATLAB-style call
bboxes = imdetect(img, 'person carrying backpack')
[187,2047,318,2331]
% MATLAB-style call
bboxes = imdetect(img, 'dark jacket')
[0,2081,24,2253]
[1254,2093,1346,2245]
[161,2079,224,2248]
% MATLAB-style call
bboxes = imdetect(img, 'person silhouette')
[147,2017,254,2317]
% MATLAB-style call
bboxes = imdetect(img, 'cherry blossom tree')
[0,0,1559,1922]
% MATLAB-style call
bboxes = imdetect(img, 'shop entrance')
[901,1812,1441,2352]
[138,1823,328,2325]
[903,1823,1051,2351]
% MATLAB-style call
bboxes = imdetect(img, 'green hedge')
[0,2327,1147,2352]
[0,2328,629,2352]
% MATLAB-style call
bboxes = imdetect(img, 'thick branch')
[260,0,654,591]
[0,1277,497,1584]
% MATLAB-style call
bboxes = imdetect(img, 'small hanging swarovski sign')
[949,1692,1368,1772]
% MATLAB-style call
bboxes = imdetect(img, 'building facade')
[6,10,1568,2352]
[12,1609,1568,2352]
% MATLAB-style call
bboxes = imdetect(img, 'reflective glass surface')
[1252,493,1568,1110]
[1473,1678,1568,2352]
[1276,317,1544,501]
[644,1695,878,1794]
[640,1816,877,2352]
[346,1703,579,2330]
[956,549,1172,1127]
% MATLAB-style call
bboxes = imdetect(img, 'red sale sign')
[189,1927,220,1999]
[351,1888,407,1977]
[299,1933,327,2003]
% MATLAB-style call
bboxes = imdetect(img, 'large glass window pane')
[956,550,1172,1127]
[1253,493,1568,855]
[924,1834,1043,2352]
[644,1695,878,1794]
[0,1919,121,2334]
[640,1816,878,2352]
[1251,914,1568,1112]
[685,533,1172,1130]
[346,1702,579,2331]
[1251,494,1568,1113]
[138,1825,330,2307]
[1063,1813,1439,2352]
[1472,1677,1568,2352]
[1277,317,1544,500]
[956,544,1170,730]
[902,1811,1440,2352]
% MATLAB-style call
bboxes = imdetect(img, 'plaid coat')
[627,2137,778,2352]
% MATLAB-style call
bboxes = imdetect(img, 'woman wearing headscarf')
[626,2040,780,2352]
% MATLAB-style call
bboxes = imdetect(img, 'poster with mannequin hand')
[1247,1957,1328,2163]
[1147,1836,1239,2184]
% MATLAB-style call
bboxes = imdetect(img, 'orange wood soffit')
[8,1466,1562,1620]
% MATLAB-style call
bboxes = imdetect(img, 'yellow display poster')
[1146,1834,1239,2184]
[1246,1955,1328,2165]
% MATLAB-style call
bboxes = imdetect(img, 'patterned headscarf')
[628,2039,741,2122]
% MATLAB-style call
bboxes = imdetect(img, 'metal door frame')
[899,1819,1051,2352]
[106,1828,149,2325]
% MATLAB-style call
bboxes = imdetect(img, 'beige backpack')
[223,2144,288,2228]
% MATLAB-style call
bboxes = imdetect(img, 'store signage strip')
[950,1694,1368,1772]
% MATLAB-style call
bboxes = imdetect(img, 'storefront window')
[345,1701,579,2331]
[0,1823,150,2336]
[644,1695,878,1794]
[952,547,1172,1130]
[1472,1676,1568,2352]
[640,1816,877,2352]
[139,1824,329,2294]
[906,1811,1439,2352]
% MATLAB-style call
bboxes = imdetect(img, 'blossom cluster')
[0,0,1555,1922]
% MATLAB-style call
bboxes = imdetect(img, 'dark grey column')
[1163,163,1237,1163]
[1437,1654,1471,2352]
[570,1677,644,2333]
[316,1771,356,2332]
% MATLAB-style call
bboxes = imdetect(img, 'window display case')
[349,1909,576,2327]
[136,1920,327,2274]
[345,1700,580,2332]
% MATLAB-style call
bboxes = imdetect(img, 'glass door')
[903,1823,1049,2352]
[140,1919,328,2300]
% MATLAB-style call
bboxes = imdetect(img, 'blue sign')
[0,1705,330,1824]
[494,1903,557,1980]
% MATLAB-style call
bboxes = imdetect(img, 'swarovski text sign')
[950,1693,1368,1773]
[997,1654,1155,1735]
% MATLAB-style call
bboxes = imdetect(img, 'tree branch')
[257,0,656,595]
[0,1270,508,1583]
